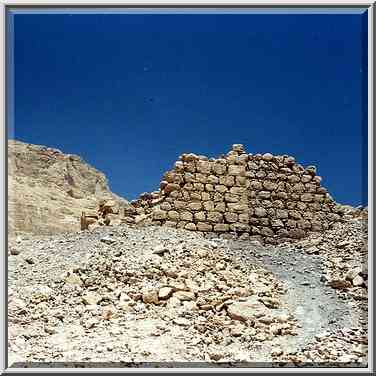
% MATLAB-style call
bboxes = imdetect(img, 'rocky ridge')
[8,139,129,238]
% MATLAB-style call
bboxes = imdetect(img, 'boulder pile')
[8,225,298,363]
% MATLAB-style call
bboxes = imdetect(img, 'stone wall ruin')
[129,144,343,244]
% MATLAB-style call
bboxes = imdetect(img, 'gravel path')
[226,240,356,358]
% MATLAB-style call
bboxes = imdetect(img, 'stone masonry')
[128,144,344,244]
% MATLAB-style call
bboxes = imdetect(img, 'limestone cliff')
[8,139,129,237]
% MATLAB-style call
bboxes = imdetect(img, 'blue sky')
[8,10,368,205]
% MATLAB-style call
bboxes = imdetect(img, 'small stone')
[232,144,245,153]
[227,297,268,322]
[85,318,98,329]
[230,324,245,337]
[183,301,198,311]
[352,275,364,287]
[167,296,181,308]
[152,245,168,255]
[44,326,57,335]
[142,289,159,304]
[10,248,20,255]
[100,236,116,245]
[271,347,283,356]
[158,287,173,299]
[337,240,350,248]
[65,273,83,286]
[328,279,352,289]
[173,317,190,326]
[345,266,362,281]
[82,292,102,305]
[208,350,224,361]
[173,291,195,301]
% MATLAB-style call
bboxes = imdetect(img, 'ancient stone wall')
[130,144,343,244]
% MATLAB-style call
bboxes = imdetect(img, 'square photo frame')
[1,1,373,374]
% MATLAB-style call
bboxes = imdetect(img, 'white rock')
[82,291,102,305]
[227,297,269,322]
[173,317,190,326]
[158,287,173,299]
[173,291,195,301]
[352,275,364,286]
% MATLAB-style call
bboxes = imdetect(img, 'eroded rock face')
[8,139,128,237]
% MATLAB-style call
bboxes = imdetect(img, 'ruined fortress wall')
[132,145,343,244]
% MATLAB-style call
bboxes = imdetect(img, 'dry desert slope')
[8,139,129,237]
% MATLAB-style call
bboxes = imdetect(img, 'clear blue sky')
[8,10,368,206]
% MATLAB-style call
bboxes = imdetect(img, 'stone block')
[262,153,274,161]
[227,203,248,212]
[197,160,211,174]
[276,209,289,219]
[190,192,201,201]
[188,202,202,211]
[219,175,235,186]
[196,222,213,232]
[235,176,247,186]
[185,162,196,173]
[258,191,271,199]
[194,211,206,221]
[215,202,226,212]
[153,209,167,220]
[289,228,305,239]
[250,180,263,190]
[160,202,172,211]
[225,193,240,203]
[168,210,180,220]
[263,181,277,191]
[213,192,224,202]
[301,193,314,202]
[288,210,301,219]
[207,211,223,223]
[228,165,246,176]
[212,162,227,175]
[214,223,230,232]
[193,183,205,191]
[215,185,227,193]
[174,200,186,210]
[270,219,284,227]
[256,170,266,179]
[201,192,211,201]
[232,144,245,153]
[254,207,267,217]
[185,223,197,231]
[230,223,250,232]
[207,175,219,184]
[224,212,238,223]
[203,201,215,211]
[287,175,301,183]
[195,173,208,183]
[238,213,249,223]
[180,211,193,221]
[301,175,312,183]
[229,186,245,195]
[165,221,178,228]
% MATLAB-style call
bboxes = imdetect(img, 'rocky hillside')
[7,208,367,366]
[8,139,129,237]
